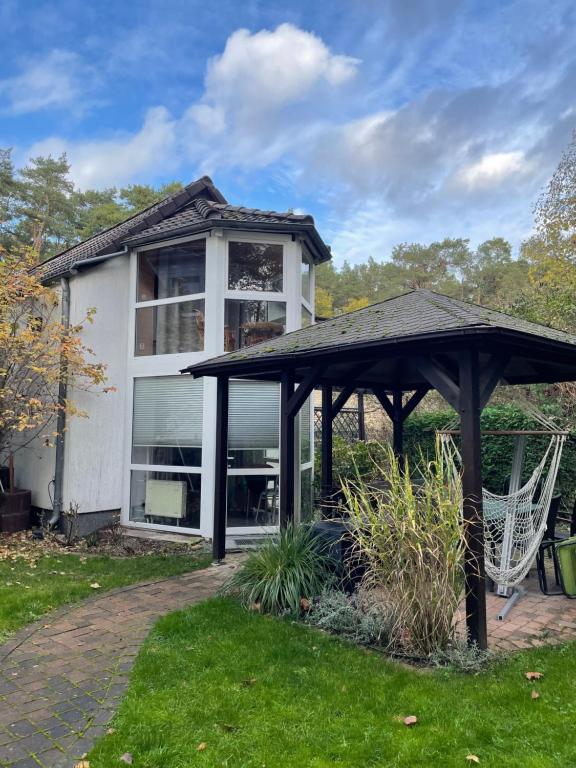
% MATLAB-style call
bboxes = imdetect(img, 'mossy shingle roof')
[182,289,576,378]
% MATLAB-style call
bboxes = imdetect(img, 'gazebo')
[183,289,576,648]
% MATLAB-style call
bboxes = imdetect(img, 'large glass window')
[129,470,201,528]
[131,376,203,466]
[224,299,286,351]
[137,240,206,301]
[135,299,205,356]
[227,380,280,528]
[228,241,283,292]
[129,376,203,530]
[228,380,279,468]
[301,306,312,328]
[227,475,279,528]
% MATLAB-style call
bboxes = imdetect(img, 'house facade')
[16,177,331,539]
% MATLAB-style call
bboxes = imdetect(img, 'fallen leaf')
[241,677,257,687]
[300,597,311,612]
[466,755,480,763]
[119,754,133,764]
[197,742,207,752]
[525,671,543,680]
[403,715,418,727]
[106,727,116,735]
[249,602,261,612]
[531,690,540,700]
[74,761,90,768]
[90,582,101,589]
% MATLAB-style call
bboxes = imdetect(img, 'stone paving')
[0,560,238,768]
[0,555,575,767]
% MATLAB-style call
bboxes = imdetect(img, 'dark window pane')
[135,300,205,356]
[227,475,279,527]
[137,240,206,302]
[301,305,312,328]
[130,470,201,528]
[228,241,283,292]
[224,299,285,351]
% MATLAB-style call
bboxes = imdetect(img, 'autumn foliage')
[0,247,108,463]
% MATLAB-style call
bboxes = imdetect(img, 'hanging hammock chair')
[439,430,566,588]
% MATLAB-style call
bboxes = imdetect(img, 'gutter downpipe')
[48,277,71,528]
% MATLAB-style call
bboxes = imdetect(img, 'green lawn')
[0,552,209,642]
[88,599,576,768]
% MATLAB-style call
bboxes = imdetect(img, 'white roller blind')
[300,396,312,461]
[229,380,279,450]
[133,376,203,447]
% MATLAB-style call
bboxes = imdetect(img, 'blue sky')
[1,0,575,265]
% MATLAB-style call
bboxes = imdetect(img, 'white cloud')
[454,151,528,190]
[0,49,97,114]
[21,24,360,185]
[28,107,177,189]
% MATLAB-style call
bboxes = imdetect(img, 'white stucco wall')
[63,257,130,513]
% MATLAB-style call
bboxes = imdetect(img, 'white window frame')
[134,234,208,358]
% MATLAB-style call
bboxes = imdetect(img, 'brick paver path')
[0,561,238,768]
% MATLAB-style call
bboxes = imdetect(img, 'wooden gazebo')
[183,289,576,648]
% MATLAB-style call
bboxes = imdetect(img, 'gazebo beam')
[212,375,229,563]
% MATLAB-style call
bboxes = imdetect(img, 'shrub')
[342,442,465,657]
[428,637,494,673]
[404,404,576,500]
[306,588,396,648]
[314,436,387,494]
[222,524,334,616]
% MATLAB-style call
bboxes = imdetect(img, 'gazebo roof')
[183,289,576,389]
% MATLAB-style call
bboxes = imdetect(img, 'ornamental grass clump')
[222,524,334,616]
[342,441,465,657]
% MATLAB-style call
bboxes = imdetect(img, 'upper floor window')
[137,240,206,302]
[228,241,283,292]
[135,239,206,357]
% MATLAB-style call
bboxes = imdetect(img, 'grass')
[88,598,576,768]
[0,551,209,642]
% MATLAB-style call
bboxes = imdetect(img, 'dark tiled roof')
[183,289,576,374]
[122,199,330,263]
[38,177,227,282]
[39,178,330,281]
[123,199,314,243]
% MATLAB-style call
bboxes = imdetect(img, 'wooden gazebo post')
[321,384,333,498]
[279,370,296,526]
[212,375,229,563]
[458,348,487,647]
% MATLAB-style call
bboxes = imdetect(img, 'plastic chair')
[537,536,576,598]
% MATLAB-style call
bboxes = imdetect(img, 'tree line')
[1,132,575,340]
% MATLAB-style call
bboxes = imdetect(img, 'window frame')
[134,235,208,357]
[223,234,290,352]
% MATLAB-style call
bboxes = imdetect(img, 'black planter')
[312,519,365,593]
[0,489,32,533]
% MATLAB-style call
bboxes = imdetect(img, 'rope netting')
[440,432,566,588]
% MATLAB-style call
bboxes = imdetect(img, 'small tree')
[0,246,109,487]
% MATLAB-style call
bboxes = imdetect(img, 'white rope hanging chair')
[440,431,566,588]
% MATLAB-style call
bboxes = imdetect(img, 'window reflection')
[224,299,286,351]
[228,241,283,292]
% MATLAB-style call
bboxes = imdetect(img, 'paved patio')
[0,560,238,768]
[0,558,574,768]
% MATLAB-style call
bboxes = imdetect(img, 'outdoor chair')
[537,535,576,597]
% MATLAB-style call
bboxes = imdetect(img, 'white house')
[16,177,331,540]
